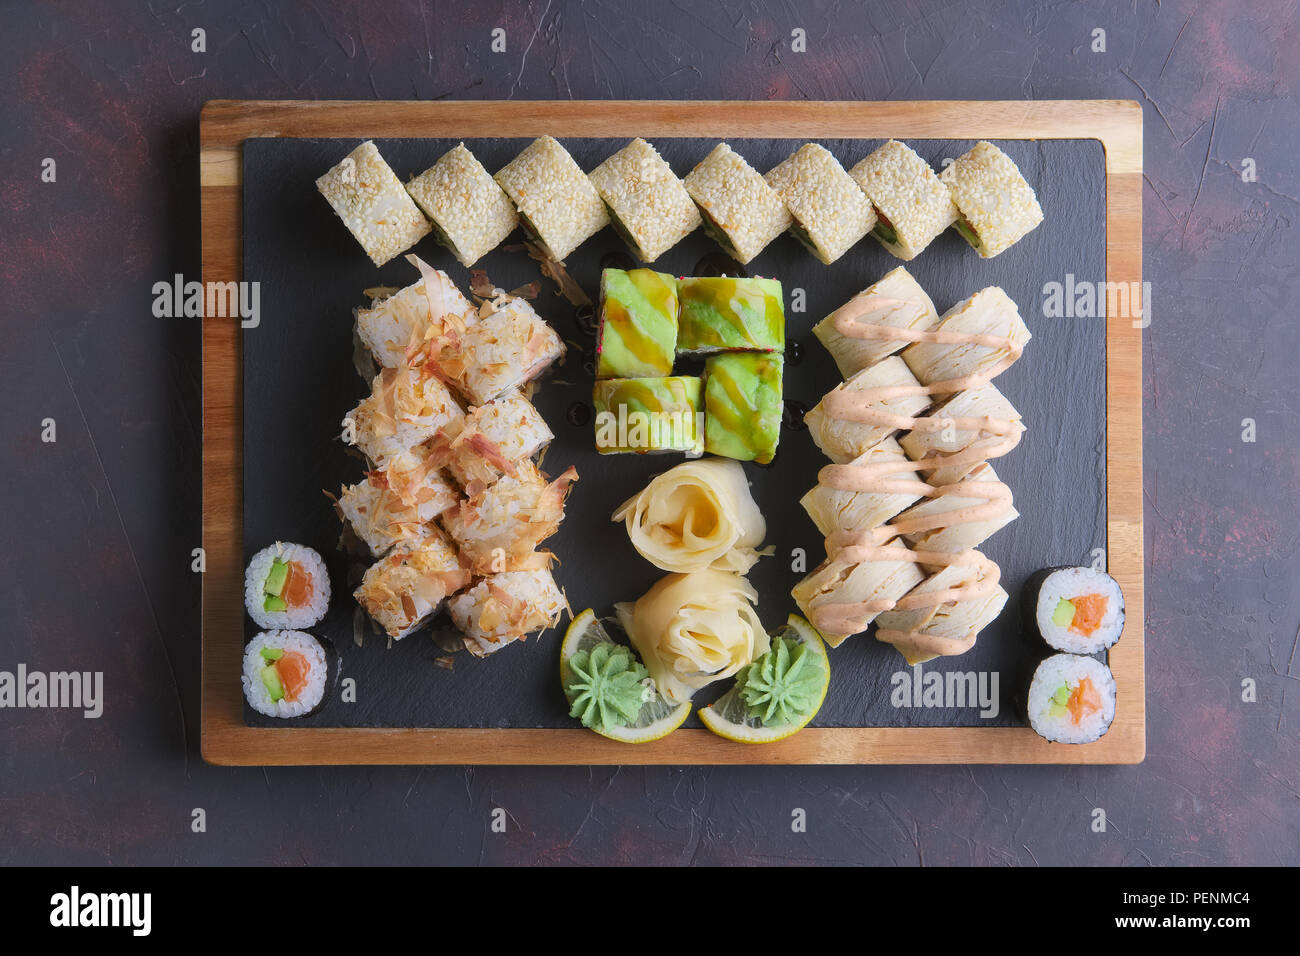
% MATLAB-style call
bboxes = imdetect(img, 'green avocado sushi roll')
[592,376,703,455]
[596,268,680,378]
[704,351,783,464]
[677,276,784,354]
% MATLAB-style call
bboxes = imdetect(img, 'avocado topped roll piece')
[939,141,1044,258]
[683,144,791,265]
[405,143,519,267]
[850,140,958,261]
[764,143,876,265]
[588,138,701,263]
[676,276,784,354]
[596,268,680,379]
[494,136,609,261]
[315,140,432,267]
[704,352,783,464]
[592,376,704,456]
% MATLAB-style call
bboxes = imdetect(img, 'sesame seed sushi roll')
[764,143,876,265]
[335,450,460,558]
[494,136,608,261]
[244,542,331,630]
[316,141,432,267]
[683,144,791,265]
[850,140,958,260]
[873,561,1009,665]
[800,437,923,538]
[811,267,940,378]
[1025,566,1126,654]
[438,389,554,492]
[355,263,476,369]
[345,364,466,467]
[901,286,1031,387]
[442,462,579,574]
[596,268,680,379]
[804,356,931,464]
[404,143,518,267]
[354,528,473,640]
[449,568,569,657]
[592,376,704,455]
[1027,654,1116,744]
[588,138,701,262]
[894,462,1019,561]
[704,351,783,464]
[677,276,784,354]
[898,382,1024,486]
[437,295,565,406]
[939,141,1044,258]
[791,543,925,647]
[243,631,330,718]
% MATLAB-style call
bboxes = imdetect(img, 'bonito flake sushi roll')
[850,140,957,261]
[242,630,330,718]
[449,569,568,657]
[1025,566,1126,654]
[764,143,876,265]
[405,143,519,267]
[436,295,565,406]
[245,542,331,630]
[354,528,473,640]
[335,449,460,558]
[436,389,554,492]
[683,144,791,265]
[345,363,465,467]
[354,262,476,370]
[442,461,579,574]
[588,138,701,263]
[494,136,609,261]
[1027,654,1116,744]
[315,141,431,267]
[939,141,1044,258]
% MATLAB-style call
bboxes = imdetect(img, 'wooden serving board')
[200,100,1143,765]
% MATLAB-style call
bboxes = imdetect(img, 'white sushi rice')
[1027,654,1116,744]
[244,542,331,630]
[242,630,329,718]
[1034,567,1125,653]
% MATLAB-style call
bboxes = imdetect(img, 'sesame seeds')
[494,136,609,261]
[765,143,877,265]
[405,144,519,268]
[938,141,1044,258]
[315,141,432,267]
[588,138,701,263]
[683,143,792,265]
[850,140,958,261]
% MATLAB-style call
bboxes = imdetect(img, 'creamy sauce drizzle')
[812,293,1024,652]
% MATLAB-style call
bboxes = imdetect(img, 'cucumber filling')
[954,216,982,250]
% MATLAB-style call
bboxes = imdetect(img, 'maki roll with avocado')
[244,543,331,630]
[1027,654,1116,744]
[683,144,791,265]
[764,143,876,265]
[703,351,783,464]
[595,268,680,379]
[588,138,701,263]
[404,143,518,268]
[592,376,703,456]
[677,276,784,354]
[494,136,609,261]
[242,630,330,718]
[939,141,1044,258]
[1025,566,1126,654]
[850,140,957,261]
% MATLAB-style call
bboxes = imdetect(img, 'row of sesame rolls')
[334,257,575,657]
[315,136,1043,270]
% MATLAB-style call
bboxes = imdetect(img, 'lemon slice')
[698,614,830,744]
[561,609,690,743]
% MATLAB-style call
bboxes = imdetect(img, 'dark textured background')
[242,135,1102,729]
[1,0,1296,865]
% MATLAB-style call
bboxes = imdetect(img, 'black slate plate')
[241,136,1106,730]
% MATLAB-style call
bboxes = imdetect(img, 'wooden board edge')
[200,99,1145,766]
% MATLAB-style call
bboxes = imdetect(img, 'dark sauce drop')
[574,303,598,336]
[581,355,596,378]
[598,250,637,274]
[782,399,809,432]
[785,340,804,366]
[566,402,592,427]
[693,252,748,278]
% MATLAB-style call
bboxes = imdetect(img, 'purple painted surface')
[0,0,1296,865]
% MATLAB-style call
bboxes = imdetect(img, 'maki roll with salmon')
[1027,653,1116,744]
[244,542,331,630]
[1025,566,1126,654]
[242,630,330,718]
